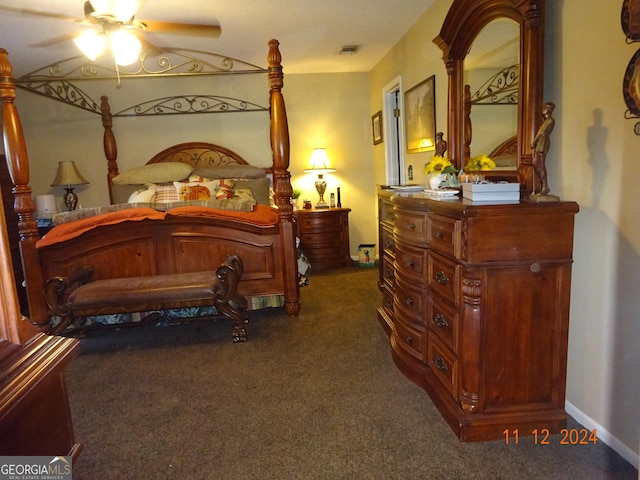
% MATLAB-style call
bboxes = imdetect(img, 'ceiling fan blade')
[85,0,149,22]
[29,33,78,48]
[138,20,221,38]
[0,5,77,22]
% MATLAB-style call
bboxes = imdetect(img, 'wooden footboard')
[38,217,286,301]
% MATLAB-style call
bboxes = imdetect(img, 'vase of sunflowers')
[466,154,496,171]
[425,155,457,189]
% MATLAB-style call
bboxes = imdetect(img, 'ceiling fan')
[0,0,222,65]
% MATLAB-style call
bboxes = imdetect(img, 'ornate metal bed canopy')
[469,63,519,105]
[13,47,270,117]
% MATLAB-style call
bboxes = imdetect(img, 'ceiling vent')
[339,44,361,55]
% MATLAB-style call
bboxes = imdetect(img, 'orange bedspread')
[37,205,279,248]
[166,204,279,225]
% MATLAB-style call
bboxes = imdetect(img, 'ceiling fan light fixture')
[74,29,107,61]
[88,0,141,21]
[110,29,141,66]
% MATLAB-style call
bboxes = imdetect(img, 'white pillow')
[127,187,157,203]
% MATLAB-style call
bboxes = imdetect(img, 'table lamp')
[304,148,336,209]
[51,161,89,211]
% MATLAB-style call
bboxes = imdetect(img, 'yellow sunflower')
[424,155,457,174]
[466,154,496,171]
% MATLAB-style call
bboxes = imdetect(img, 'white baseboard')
[565,401,639,471]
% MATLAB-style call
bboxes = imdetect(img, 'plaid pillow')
[154,184,180,203]
[215,179,234,199]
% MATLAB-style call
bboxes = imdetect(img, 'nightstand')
[294,207,352,271]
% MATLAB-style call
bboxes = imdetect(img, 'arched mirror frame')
[434,0,545,195]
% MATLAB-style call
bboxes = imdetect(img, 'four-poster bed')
[1,39,300,341]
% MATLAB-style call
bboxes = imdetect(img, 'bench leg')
[215,255,248,343]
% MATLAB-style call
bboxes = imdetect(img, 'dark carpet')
[66,266,637,479]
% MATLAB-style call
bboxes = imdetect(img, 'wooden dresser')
[295,207,352,270]
[377,188,579,442]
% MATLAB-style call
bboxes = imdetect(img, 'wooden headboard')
[146,142,250,167]
[489,135,517,159]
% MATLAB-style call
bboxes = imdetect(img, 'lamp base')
[63,187,78,211]
[315,200,330,209]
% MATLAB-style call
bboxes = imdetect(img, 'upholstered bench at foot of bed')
[44,255,248,342]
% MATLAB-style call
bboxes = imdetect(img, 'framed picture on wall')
[371,110,383,145]
[404,75,436,153]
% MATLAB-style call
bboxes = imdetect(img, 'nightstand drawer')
[299,230,345,247]
[294,208,351,270]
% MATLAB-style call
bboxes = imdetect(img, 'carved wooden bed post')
[0,49,48,342]
[101,96,119,205]
[268,39,300,317]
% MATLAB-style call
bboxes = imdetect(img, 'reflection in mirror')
[465,18,519,169]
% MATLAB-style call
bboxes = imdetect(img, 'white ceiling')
[0,0,436,77]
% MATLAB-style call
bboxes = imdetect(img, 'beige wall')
[370,0,639,466]
[10,70,376,257]
[285,73,377,256]
[547,0,640,466]
[369,0,452,187]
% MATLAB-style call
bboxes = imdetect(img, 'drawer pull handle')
[406,259,415,267]
[385,298,393,308]
[407,222,415,230]
[435,229,443,239]
[405,297,414,306]
[434,355,448,372]
[405,335,413,345]
[385,239,394,248]
[385,269,394,278]
[435,270,450,285]
[433,313,449,329]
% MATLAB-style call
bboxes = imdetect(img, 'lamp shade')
[110,30,142,66]
[51,161,89,187]
[304,148,336,173]
[74,30,107,61]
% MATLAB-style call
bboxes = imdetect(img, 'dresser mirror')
[465,19,519,168]
[434,0,545,194]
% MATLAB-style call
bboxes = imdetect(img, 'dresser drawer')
[429,214,460,257]
[428,251,459,305]
[428,333,458,398]
[394,318,426,362]
[381,283,395,314]
[381,256,396,290]
[394,208,428,246]
[395,243,427,282]
[379,197,394,225]
[394,276,426,326]
[427,296,459,353]
[380,226,395,256]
